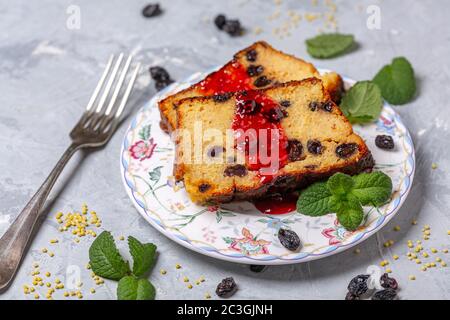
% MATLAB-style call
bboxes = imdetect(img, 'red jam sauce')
[197,62,252,95]
[254,194,298,215]
[231,90,289,184]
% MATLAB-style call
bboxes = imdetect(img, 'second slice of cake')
[175,78,374,204]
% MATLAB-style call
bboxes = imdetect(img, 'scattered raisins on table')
[372,288,397,300]
[347,274,369,296]
[375,135,395,150]
[149,66,174,91]
[214,14,227,29]
[278,228,301,251]
[380,273,399,290]
[142,3,162,18]
[345,292,360,300]
[216,277,237,298]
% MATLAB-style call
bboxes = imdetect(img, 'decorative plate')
[120,68,415,265]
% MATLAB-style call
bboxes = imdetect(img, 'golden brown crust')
[158,41,344,133]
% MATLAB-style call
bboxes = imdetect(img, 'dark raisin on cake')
[246,49,257,62]
[280,100,291,108]
[322,101,333,112]
[309,101,320,111]
[336,143,359,158]
[247,65,264,77]
[287,139,303,161]
[213,92,233,103]
[207,146,225,158]
[198,183,211,193]
[264,107,287,123]
[307,140,323,155]
[224,165,247,177]
[254,76,271,87]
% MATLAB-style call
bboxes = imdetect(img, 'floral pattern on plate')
[120,68,415,265]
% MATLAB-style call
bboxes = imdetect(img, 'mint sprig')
[340,81,383,123]
[89,231,130,280]
[89,231,158,300]
[128,236,157,277]
[296,171,392,231]
[117,276,156,300]
[305,33,355,59]
[373,57,416,105]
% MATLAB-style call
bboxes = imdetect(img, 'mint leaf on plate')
[89,231,130,280]
[340,81,383,123]
[333,194,364,231]
[128,236,157,277]
[305,33,355,59]
[373,57,416,105]
[327,173,354,198]
[296,182,333,216]
[351,171,393,206]
[117,276,156,300]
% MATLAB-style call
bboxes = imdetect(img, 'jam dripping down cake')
[174,78,374,204]
[158,41,344,132]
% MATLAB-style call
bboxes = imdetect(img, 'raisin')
[149,66,171,82]
[380,273,399,290]
[207,146,225,158]
[278,228,301,251]
[347,274,369,296]
[224,165,247,177]
[142,4,162,18]
[237,99,260,115]
[345,292,360,300]
[154,80,174,91]
[264,107,287,123]
[309,101,320,111]
[375,135,395,150]
[372,288,397,300]
[149,66,174,91]
[214,14,227,30]
[254,75,271,88]
[249,265,267,273]
[287,139,303,161]
[307,140,323,155]
[280,100,291,108]
[247,65,264,77]
[336,143,359,159]
[246,49,257,62]
[216,277,237,298]
[222,20,243,36]
[198,184,211,193]
[213,92,233,102]
[322,101,333,112]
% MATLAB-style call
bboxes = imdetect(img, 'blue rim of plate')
[120,67,416,265]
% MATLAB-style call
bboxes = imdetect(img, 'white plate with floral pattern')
[120,68,415,265]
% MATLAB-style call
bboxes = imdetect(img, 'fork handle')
[0,143,79,290]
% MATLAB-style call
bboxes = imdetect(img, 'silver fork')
[0,54,140,291]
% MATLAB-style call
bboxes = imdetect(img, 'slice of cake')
[159,41,344,132]
[175,78,374,204]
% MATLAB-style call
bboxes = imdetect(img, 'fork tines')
[85,54,140,126]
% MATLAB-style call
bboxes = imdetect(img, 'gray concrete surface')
[0,0,449,300]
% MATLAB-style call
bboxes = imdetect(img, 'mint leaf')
[373,57,416,105]
[333,195,364,231]
[89,231,130,280]
[128,236,157,277]
[351,171,393,206]
[296,182,333,216]
[327,173,354,198]
[340,81,383,123]
[117,276,156,300]
[306,33,354,59]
